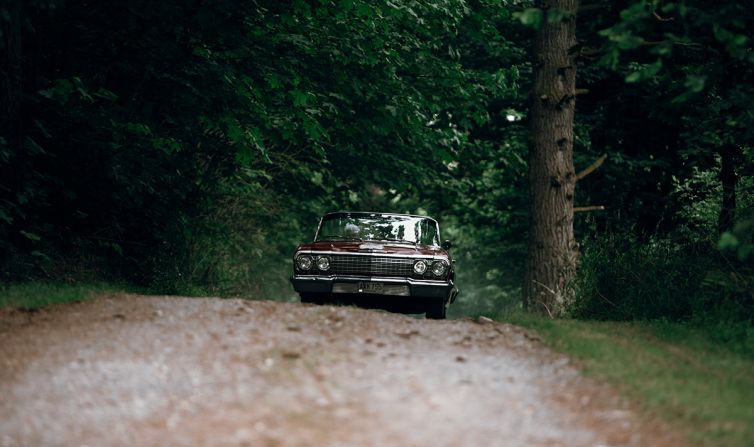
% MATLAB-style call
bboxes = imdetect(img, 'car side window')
[417,219,439,246]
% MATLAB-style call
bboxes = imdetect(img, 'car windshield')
[316,214,440,246]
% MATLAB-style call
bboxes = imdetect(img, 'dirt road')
[0,294,680,447]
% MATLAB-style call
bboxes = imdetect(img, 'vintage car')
[290,211,458,319]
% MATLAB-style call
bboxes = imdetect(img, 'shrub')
[571,234,720,321]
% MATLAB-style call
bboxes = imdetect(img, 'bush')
[570,233,746,321]
[0,282,119,310]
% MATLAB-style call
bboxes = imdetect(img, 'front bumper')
[290,275,457,300]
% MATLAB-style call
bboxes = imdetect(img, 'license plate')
[358,282,384,294]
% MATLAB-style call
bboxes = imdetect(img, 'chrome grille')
[329,254,414,277]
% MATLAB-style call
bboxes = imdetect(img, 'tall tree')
[0,0,23,239]
[0,1,21,149]
[523,0,579,316]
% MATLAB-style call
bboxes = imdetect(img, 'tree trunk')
[0,1,23,151]
[523,0,579,316]
[717,144,738,235]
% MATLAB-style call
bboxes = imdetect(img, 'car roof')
[322,211,437,221]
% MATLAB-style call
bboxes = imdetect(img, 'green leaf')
[124,122,153,136]
[311,171,324,186]
[624,60,662,83]
[718,232,739,250]
[94,88,119,101]
[264,74,283,90]
[619,3,650,21]
[625,71,642,83]
[617,35,644,50]
[0,207,12,224]
[30,250,50,261]
[660,3,675,13]
[685,75,706,93]
[20,230,41,241]
[546,8,574,24]
[38,79,75,105]
[437,149,455,163]
[738,244,754,261]
[514,8,542,28]
[290,89,309,107]
[152,137,183,154]
[355,4,373,17]
[672,74,706,103]
[235,146,253,166]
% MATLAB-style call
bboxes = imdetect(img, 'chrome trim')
[313,215,324,242]
[294,250,444,260]
[332,282,410,296]
[291,275,453,287]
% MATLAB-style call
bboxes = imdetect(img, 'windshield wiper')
[317,235,363,242]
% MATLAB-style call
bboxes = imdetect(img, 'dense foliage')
[1,1,751,326]
[569,0,754,325]
[1,0,488,295]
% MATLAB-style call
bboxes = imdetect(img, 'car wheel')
[300,293,327,305]
[425,299,447,320]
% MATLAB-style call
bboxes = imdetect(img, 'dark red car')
[290,211,458,319]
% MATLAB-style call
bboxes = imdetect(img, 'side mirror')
[442,240,452,250]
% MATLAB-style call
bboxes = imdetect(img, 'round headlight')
[296,255,312,270]
[413,260,427,274]
[431,260,447,277]
[316,256,330,271]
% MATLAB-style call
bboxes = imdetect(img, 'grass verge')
[0,282,122,310]
[506,315,754,447]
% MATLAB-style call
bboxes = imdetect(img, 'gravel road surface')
[0,294,681,446]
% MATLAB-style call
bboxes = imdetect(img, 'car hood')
[295,240,446,258]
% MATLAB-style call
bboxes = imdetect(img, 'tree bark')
[523,0,579,316]
[717,144,738,235]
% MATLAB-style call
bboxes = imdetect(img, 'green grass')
[0,282,121,310]
[506,315,754,447]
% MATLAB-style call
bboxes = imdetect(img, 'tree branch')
[576,47,604,59]
[574,205,605,213]
[579,3,610,13]
[575,154,607,181]
[641,40,701,48]
[652,11,674,21]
